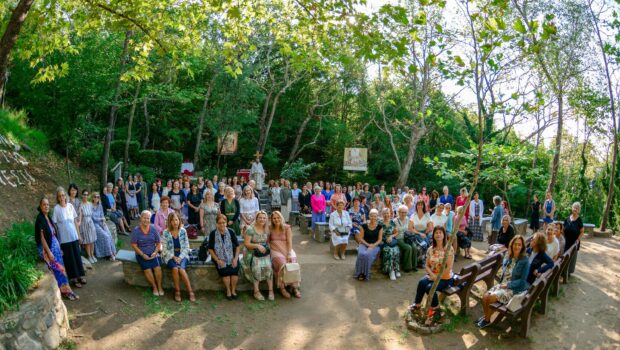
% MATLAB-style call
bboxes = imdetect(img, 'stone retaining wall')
[0,272,69,350]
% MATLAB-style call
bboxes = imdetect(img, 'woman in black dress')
[530,194,541,232]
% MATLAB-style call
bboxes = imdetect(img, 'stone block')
[43,323,60,350]
[329,239,359,255]
[593,228,613,238]
[16,332,42,350]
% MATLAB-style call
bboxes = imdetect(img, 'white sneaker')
[93,257,98,263]
[110,256,116,261]
[396,272,401,278]
[389,271,396,281]
[89,257,96,264]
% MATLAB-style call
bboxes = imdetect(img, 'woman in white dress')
[125,174,139,219]
[78,190,98,263]
[329,199,352,260]
[239,186,260,231]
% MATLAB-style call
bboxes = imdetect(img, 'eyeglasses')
[94,195,100,198]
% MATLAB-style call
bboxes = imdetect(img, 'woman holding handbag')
[269,211,301,299]
[242,211,274,301]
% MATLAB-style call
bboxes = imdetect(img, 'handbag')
[506,291,527,312]
[404,232,417,245]
[253,243,271,257]
[186,224,198,240]
[282,263,301,284]
[198,236,209,261]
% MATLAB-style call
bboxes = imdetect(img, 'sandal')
[74,282,83,288]
[62,292,79,301]
[280,287,291,299]
[268,290,275,301]
[175,290,181,302]
[78,278,87,285]
[293,288,301,299]
[333,254,340,260]
[189,292,196,302]
[254,291,265,301]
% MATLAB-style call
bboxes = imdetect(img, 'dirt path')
[65,229,620,350]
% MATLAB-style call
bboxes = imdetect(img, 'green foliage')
[137,150,183,180]
[127,164,157,183]
[280,159,316,182]
[0,109,48,153]
[110,140,140,162]
[0,222,43,315]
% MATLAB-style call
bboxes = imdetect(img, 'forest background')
[0,0,619,231]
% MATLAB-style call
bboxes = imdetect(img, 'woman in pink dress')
[455,187,469,222]
[268,211,301,299]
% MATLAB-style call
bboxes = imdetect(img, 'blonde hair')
[269,211,288,232]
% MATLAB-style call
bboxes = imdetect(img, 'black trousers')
[60,240,85,280]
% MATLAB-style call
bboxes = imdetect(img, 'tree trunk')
[547,92,563,193]
[257,90,284,155]
[395,124,427,188]
[100,30,132,189]
[123,80,141,172]
[526,111,543,215]
[193,78,215,170]
[0,0,36,105]
[142,96,150,149]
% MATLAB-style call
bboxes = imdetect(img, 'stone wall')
[0,273,69,350]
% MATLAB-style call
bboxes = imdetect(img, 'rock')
[45,311,55,328]
[15,333,42,350]
[59,326,67,338]
[43,323,60,349]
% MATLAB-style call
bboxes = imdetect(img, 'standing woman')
[52,188,87,288]
[136,174,145,212]
[162,212,195,302]
[322,182,334,215]
[329,199,352,260]
[530,194,541,233]
[299,185,312,214]
[148,182,161,211]
[154,196,174,234]
[372,193,384,212]
[78,190,98,264]
[168,180,186,217]
[242,211,274,301]
[215,182,226,204]
[563,202,584,274]
[456,188,469,222]
[131,211,164,296]
[429,190,439,215]
[489,196,504,245]
[291,182,301,212]
[310,186,326,230]
[186,183,203,228]
[280,180,292,223]
[221,186,241,236]
[269,211,301,299]
[468,192,484,242]
[67,184,81,212]
[233,176,243,200]
[354,209,383,281]
[240,186,260,231]
[384,195,394,217]
[162,180,172,197]
[126,174,139,219]
[330,184,347,212]
[439,186,453,207]
[36,197,79,300]
[200,191,219,235]
[381,208,401,281]
[270,180,282,213]
[115,178,131,223]
[208,214,241,300]
[91,192,116,261]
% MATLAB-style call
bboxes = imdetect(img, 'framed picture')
[218,132,238,155]
[343,147,368,171]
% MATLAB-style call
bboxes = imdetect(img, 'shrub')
[127,164,157,183]
[280,159,316,182]
[0,109,48,154]
[110,140,140,162]
[137,150,183,179]
[0,222,43,315]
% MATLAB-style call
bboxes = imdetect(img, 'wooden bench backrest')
[474,253,502,282]
[517,277,546,313]
[453,262,480,286]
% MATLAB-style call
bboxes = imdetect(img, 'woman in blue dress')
[35,197,79,300]
[348,197,366,239]
[162,212,195,302]
[543,190,555,230]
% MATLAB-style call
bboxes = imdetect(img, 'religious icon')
[343,147,368,171]
[218,132,238,155]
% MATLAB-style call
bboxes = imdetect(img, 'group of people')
[35,186,118,301]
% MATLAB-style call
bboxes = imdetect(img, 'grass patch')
[443,312,470,333]
[0,222,43,316]
[245,299,279,313]
[57,339,77,350]
[142,291,173,318]
[0,108,48,154]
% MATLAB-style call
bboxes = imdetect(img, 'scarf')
[214,228,233,265]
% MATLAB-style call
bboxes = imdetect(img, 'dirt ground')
[64,228,620,350]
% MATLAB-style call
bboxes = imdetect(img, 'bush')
[280,159,316,182]
[137,150,183,180]
[0,109,48,153]
[79,143,103,168]
[110,140,140,162]
[0,222,43,315]
[127,164,157,183]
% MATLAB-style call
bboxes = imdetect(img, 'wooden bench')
[116,250,252,291]
[552,252,571,297]
[560,244,577,283]
[441,262,480,315]
[476,253,503,291]
[490,277,547,338]
[537,262,561,315]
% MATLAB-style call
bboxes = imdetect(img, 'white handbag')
[506,291,527,312]
[282,263,301,284]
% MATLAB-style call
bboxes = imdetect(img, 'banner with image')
[343,147,368,171]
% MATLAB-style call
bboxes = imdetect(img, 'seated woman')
[394,205,418,272]
[380,208,401,281]
[526,232,554,284]
[354,209,383,281]
[162,212,195,302]
[35,197,79,300]
[91,192,116,261]
[488,215,514,255]
[329,199,352,260]
[208,214,241,300]
[408,200,432,261]
[269,211,301,299]
[131,211,164,296]
[430,203,447,229]
[545,224,561,261]
[242,211,274,300]
[409,226,454,316]
[477,235,530,329]
[348,197,366,240]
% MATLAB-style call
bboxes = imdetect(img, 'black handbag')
[253,243,271,257]
[198,236,209,261]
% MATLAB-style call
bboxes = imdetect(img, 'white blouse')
[430,213,448,229]
[239,197,260,214]
[329,210,352,233]
[410,212,431,232]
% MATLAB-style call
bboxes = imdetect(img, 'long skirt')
[468,217,484,241]
[94,222,116,258]
[311,211,326,230]
[354,245,380,280]
[382,244,401,274]
[60,240,85,280]
[187,207,200,227]
[127,193,138,209]
[281,198,291,223]
[292,198,300,212]
[241,250,273,283]
[271,248,299,288]
[79,216,97,244]
[38,236,70,291]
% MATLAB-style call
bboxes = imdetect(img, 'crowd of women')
[36,174,584,315]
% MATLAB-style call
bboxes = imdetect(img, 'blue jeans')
[414,275,453,307]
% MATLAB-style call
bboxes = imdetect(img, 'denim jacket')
[504,255,530,293]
